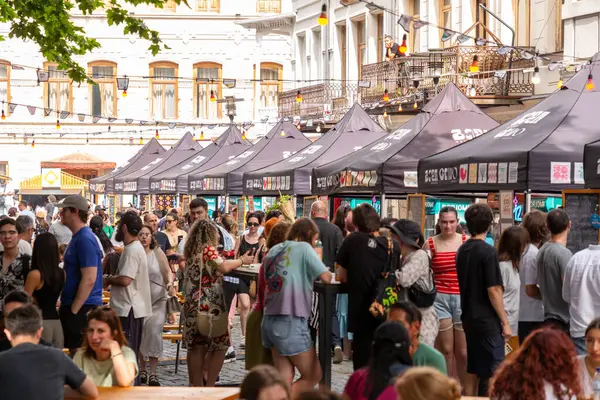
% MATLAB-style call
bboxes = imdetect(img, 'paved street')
[153,316,352,393]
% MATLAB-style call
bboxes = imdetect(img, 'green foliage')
[0,0,190,83]
[265,193,292,214]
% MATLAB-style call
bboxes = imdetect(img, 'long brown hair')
[240,365,290,400]
[395,367,461,400]
[82,307,128,358]
[522,210,549,246]
[498,225,529,271]
[184,219,218,260]
[490,328,581,400]
[266,221,292,249]
[286,218,319,245]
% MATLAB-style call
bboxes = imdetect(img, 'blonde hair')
[184,219,218,261]
[395,367,461,400]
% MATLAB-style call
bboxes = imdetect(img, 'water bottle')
[315,239,323,261]
[594,367,600,400]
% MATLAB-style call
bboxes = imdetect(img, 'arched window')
[193,62,222,119]
[255,62,282,108]
[88,61,117,117]
[44,62,73,113]
[0,61,11,112]
[149,62,178,119]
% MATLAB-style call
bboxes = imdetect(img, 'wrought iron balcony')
[278,82,359,122]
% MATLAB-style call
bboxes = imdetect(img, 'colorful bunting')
[8,103,16,113]
[441,30,454,42]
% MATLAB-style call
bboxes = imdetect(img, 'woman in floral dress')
[182,219,253,387]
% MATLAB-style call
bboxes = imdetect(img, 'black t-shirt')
[0,342,86,400]
[313,217,343,270]
[154,231,172,254]
[336,232,400,335]
[456,238,504,338]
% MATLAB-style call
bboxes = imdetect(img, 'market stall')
[190,121,310,197]
[242,103,388,197]
[418,53,600,193]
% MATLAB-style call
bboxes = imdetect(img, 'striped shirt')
[428,235,466,295]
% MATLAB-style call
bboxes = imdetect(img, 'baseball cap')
[56,195,89,211]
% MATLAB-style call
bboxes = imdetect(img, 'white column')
[253,32,263,121]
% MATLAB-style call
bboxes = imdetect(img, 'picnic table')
[64,386,239,399]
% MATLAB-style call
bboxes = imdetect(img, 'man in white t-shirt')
[17,201,35,228]
[104,210,151,382]
[563,244,600,355]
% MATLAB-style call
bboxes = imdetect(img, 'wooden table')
[64,387,239,399]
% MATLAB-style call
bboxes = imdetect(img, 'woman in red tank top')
[423,206,468,387]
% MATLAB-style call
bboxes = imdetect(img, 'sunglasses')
[247,222,260,227]
[166,219,176,223]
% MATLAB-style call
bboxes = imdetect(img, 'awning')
[41,152,116,170]
[235,13,295,34]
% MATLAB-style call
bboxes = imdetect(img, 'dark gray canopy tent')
[584,139,600,187]
[89,138,165,195]
[148,125,251,194]
[419,53,600,192]
[243,104,387,196]
[113,132,200,194]
[190,121,310,195]
[312,83,499,195]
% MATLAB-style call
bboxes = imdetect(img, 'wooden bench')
[162,324,180,331]
[162,333,183,343]
[64,386,239,399]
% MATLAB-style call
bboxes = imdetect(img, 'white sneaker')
[224,346,236,363]
[240,336,246,349]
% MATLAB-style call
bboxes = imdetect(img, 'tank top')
[238,235,260,257]
[427,234,466,295]
[33,272,65,320]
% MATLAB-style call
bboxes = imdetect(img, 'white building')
[0,0,293,188]
[563,0,600,58]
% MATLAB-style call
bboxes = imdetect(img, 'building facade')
[0,0,293,188]
[562,0,600,59]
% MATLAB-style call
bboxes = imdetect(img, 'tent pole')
[224,195,230,213]
[381,193,386,218]
[525,191,531,214]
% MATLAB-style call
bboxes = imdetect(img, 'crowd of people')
[0,194,599,400]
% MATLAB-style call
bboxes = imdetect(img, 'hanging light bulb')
[210,90,216,102]
[1,110,5,120]
[296,90,303,103]
[586,74,595,91]
[383,111,388,118]
[155,129,159,139]
[413,101,418,109]
[200,130,204,140]
[531,66,541,85]
[398,104,403,112]
[557,78,564,89]
[469,86,477,97]
[469,55,480,73]
[56,119,60,129]
[242,130,247,140]
[139,136,143,145]
[316,124,321,133]
[296,123,302,130]
[108,125,111,132]
[86,135,90,145]
[382,89,389,102]
[31,139,35,149]
[122,89,127,98]
[280,129,286,137]
[399,34,408,54]
[317,4,328,26]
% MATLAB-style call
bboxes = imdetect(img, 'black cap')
[387,219,423,249]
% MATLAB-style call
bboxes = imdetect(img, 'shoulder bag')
[369,235,400,321]
[407,251,437,308]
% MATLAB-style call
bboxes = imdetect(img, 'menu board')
[562,190,600,254]
[237,197,247,233]
[107,195,116,223]
[303,196,318,217]
[181,195,190,214]
[407,194,426,232]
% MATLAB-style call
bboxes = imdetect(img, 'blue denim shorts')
[262,315,313,356]
[433,293,462,325]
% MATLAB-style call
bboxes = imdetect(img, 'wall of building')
[563,0,600,59]
[0,0,293,188]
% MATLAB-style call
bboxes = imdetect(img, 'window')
[44,63,72,112]
[257,0,281,13]
[164,0,177,11]
[357,20,366,75]
[439,0,452,48]
[313,29,322,79]
[0,162,7,177]
[0,62,10,110]
[256,62,282,108]
[197,0,220,12]
[194,62,221,119]
[513,0,530,46]
[149,62,178,119]
[411,0,421,53]
[377,15,383,62]
[472,0,488,39]
[555,0,563,51]
[339,24,347,84]
[88,61,117,117]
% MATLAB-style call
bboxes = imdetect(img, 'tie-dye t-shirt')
[263,241,327,318]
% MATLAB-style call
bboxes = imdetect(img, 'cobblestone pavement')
[153,316,352,393]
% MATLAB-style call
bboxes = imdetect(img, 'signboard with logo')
[41,168,61,188]
[425,198,472,222]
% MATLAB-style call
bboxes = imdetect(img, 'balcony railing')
[278,82,359,122]
[279,46,535,121]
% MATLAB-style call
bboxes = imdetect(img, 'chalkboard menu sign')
[303,196,318,217]
[562,190,600,253]
[407,194,426,232]
[181,195,190,214]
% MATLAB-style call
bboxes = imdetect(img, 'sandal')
[139,370,148,385]
[149,375,160,387]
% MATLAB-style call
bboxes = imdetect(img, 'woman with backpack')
[388,219,438,347]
